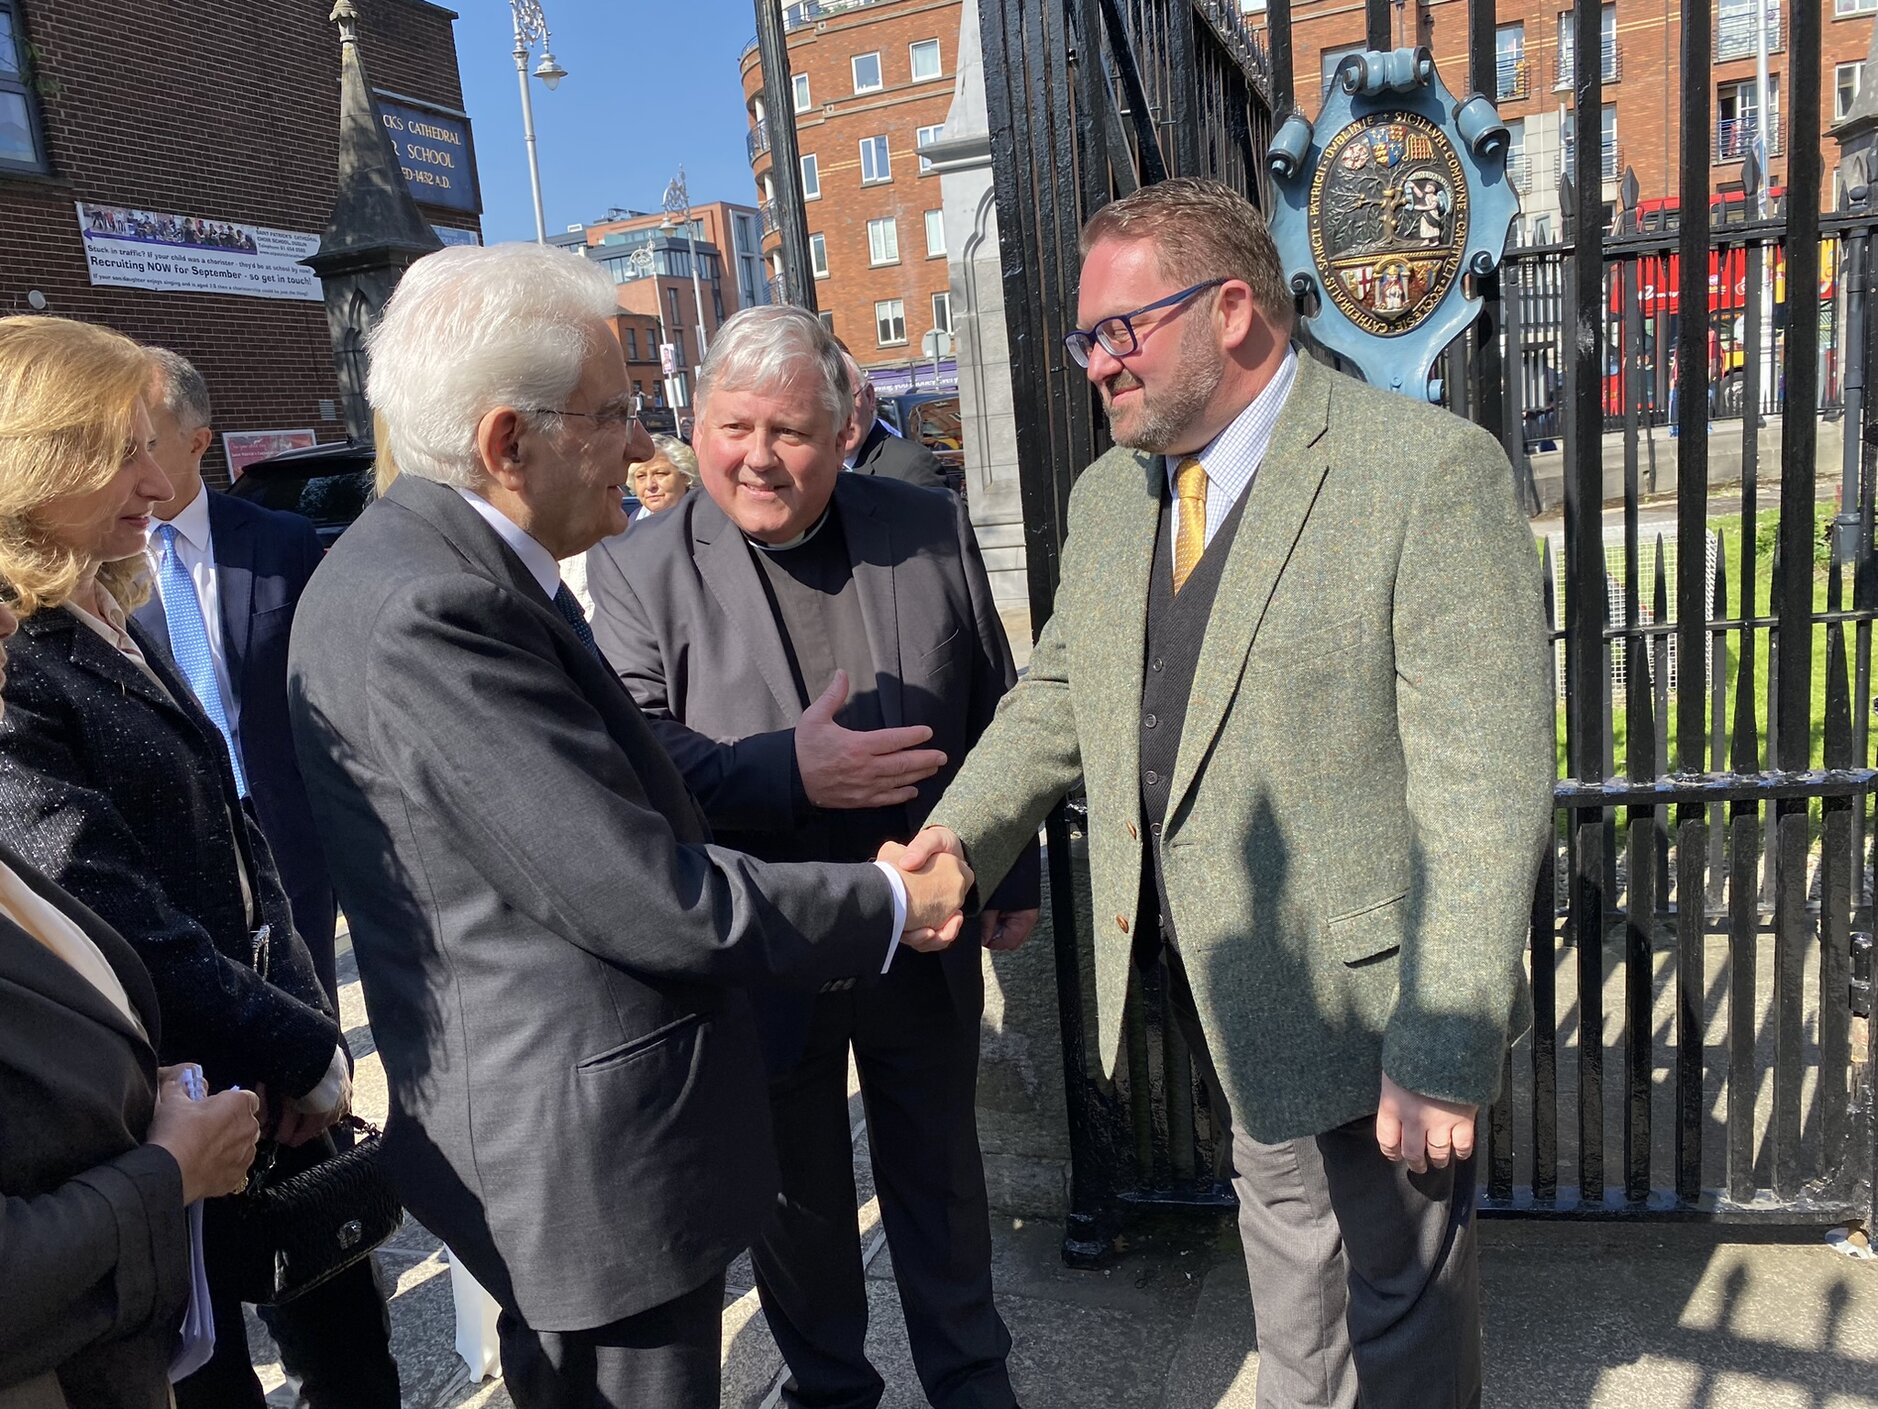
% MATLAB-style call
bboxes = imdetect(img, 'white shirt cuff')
[871,860,907,975]
[290,1045,352,1116]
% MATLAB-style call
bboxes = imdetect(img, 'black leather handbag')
[205,1116,403,1306]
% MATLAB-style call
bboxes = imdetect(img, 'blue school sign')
[1265,48,1518,402]
[374,93,482,216]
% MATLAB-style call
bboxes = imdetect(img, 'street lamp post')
[661,166,711,376]
[509,0,567,244]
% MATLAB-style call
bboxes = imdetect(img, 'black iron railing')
[987,0,1874,1259]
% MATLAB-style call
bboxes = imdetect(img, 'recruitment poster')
[75,202,323,302]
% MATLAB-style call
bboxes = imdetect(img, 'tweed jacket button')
[1117,915,1129,933]
[1145,769,1159,786]
[1144,713,1158,729]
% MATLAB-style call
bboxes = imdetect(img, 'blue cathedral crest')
[1266,48,1520,402]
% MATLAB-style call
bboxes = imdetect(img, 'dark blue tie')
[553,584,601,661]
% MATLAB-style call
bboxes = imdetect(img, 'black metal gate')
[981,0,1878,1257]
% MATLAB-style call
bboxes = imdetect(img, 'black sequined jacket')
[0,606,337,1097]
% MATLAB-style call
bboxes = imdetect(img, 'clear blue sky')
[448,0,767,244]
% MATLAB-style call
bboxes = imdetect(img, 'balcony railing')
[741,0,909,59]
[1505,151,1532,191]
[760,198,781,236]
[767,273,787,305]
[1715,115,1783,162]
[747,119,770,164]
[1496,55,1531,101]
[1559,142,1623,181]
[1555,38,1621,87]
[1716,8,1784,60]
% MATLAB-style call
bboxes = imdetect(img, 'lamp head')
[534,51,567,89]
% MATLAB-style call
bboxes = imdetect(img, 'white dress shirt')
[455,486,908,968]
[1163,346,1300,552]
[144,485,240,739]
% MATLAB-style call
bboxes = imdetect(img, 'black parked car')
[226,440,375,549]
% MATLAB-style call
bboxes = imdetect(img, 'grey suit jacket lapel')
[691,495,803,721]
[833,477,904,730]
[1164,356,1335,827]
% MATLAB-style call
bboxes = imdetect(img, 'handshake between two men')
[799,668,1043,957]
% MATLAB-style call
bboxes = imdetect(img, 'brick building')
[0,0,477,484]
[1265,0,1874,234]
[740,0,960,375]
[551,201,770,410]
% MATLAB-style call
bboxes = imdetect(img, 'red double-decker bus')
[1608,188,1837,418]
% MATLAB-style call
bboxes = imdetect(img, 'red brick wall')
[742,0,958,371]
[2,0,476,486]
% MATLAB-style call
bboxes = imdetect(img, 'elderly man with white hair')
[285,243,973,1408]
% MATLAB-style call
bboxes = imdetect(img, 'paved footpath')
[241,934,1878,1408]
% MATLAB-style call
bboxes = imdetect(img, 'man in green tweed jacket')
[900,179,1554,1407]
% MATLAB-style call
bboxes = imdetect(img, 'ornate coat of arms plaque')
[1266,48,1519,401]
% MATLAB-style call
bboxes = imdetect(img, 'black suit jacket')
[0,838,188,1409]
[586,474,1040,1065]
[131,493,337,995]
[286,474,898,1331]
[849,419,949,490]
[0,608,337,1099]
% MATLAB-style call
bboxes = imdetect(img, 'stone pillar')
[924,0,1030,650]
[301,0,443,441]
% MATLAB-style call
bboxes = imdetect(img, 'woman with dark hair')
[0,315,399,1409]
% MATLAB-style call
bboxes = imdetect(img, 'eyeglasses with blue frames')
[1062,278,1228,369]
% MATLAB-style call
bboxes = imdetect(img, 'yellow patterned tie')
[1171,456,1209,594]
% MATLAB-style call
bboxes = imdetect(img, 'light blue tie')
[153,523,248,797]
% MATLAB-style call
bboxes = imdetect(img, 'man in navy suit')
[133,349,340,1004]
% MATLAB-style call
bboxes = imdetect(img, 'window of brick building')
[1495,23,1528,101]
[917,124,945,173]
[860,135,891,184]
[1556,5,1617,86]
[810,233,829,278]
[867,216,899,265]
[0,2,47,173]
[793,73,812,112]
[1838,61,1866,122]
[924,209,946,257]
[1839,0,1877,15]
[876,299,907,346]
[910,39,942,81]
[624,327,638,360]
[801,153,820,199]
[1717,76,1780,163]
[932,291,953,335]
[1320,44,1363,97]
[852,52,883,93]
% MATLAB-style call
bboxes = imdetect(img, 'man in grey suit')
[586,305,1035,1409]
[903,179,1554,1407]
[286,244,972,1409]
[837,344,950,491]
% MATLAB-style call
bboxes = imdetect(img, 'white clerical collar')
[747,504,834,553]
[150,481,212,554]
[454,487,562,599]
